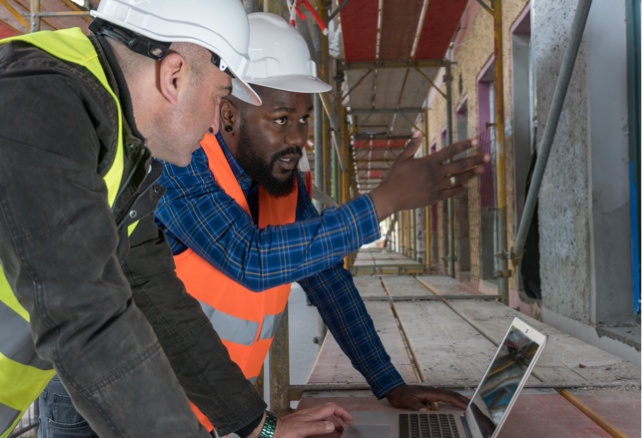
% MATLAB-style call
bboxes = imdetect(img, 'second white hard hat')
[232,12,332,103]
[91,0,261,105]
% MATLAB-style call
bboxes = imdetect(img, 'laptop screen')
[465,318,547,438]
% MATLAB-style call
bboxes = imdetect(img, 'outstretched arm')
[155,134,486,292]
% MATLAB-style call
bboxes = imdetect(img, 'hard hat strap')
[209,52,234,79]
[89,18,171,61]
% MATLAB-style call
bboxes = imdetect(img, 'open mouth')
[276,153,301,171]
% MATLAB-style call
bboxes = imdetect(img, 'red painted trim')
[369,169,382,178]
[0,21,21,38]
[353,139,406,149]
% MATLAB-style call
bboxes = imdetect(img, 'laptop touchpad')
[343,424,391,438]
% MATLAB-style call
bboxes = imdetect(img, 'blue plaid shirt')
[155,133,405,398]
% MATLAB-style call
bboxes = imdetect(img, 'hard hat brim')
[234,77,262,105]
[232,75,332,104]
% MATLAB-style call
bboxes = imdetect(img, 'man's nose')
[285,124,307,147]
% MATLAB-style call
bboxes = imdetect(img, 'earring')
[224,125,233,133]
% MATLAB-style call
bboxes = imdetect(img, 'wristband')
[258,410,277,438]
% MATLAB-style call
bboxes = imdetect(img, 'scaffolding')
[3,0,638,431]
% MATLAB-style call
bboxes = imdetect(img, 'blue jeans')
[38,376,97,438]
[38,376,218,438]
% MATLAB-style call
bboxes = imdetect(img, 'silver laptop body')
[343,317,548,438]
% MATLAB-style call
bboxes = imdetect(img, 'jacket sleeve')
[122,215,266,434]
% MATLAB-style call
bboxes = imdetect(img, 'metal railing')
[9,402,38,438]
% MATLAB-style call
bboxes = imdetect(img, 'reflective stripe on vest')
[198,302,285,346]
[175,133,297,431]
[0,28,126,438]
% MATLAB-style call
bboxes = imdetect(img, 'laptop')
[343,317,547,438]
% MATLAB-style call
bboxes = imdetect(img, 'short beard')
[235,120,299,197]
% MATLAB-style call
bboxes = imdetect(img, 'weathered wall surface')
[585,0,632,323]
[532,0,591,322]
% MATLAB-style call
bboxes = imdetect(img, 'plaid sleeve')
[299,264,405,398]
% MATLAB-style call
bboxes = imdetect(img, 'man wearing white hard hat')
[0,1,351,438]
[156,12,487,433]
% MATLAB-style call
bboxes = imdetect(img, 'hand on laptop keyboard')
[386,384,470,411]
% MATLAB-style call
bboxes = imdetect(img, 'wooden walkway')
[351,248,425,275]
[298,258,641,437]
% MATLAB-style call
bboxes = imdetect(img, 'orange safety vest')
[174,133,298,430]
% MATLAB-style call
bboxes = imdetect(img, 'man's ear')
[220,98,237,127]
[157,52,188,105]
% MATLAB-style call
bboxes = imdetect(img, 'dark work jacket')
[0,32,264,437]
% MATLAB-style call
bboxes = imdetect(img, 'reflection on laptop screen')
[468,322,543,437]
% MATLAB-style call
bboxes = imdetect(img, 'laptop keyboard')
[398,413,461,438]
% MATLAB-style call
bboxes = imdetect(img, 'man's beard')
[235,122,300,197]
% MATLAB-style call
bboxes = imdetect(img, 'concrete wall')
[585,0,632,324]
[533,0,592,322]
[534,0,632,324]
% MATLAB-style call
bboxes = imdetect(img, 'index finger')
[412,388,470,410]
[437,391,469,410]
[398,130,424,161]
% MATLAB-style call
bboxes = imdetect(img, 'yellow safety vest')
[0,28,127,438]
[174,133,298,431]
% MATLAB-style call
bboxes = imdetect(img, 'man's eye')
[275,117,287,125]
[299,116,310,124]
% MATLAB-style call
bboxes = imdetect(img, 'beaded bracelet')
[258,411,277,438]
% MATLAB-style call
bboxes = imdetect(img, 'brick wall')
[425,0,530,290]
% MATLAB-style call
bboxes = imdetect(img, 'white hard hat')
[232,12,331,103]
[90,0,260,105]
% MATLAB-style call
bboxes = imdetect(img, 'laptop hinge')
[462,415,473,438]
